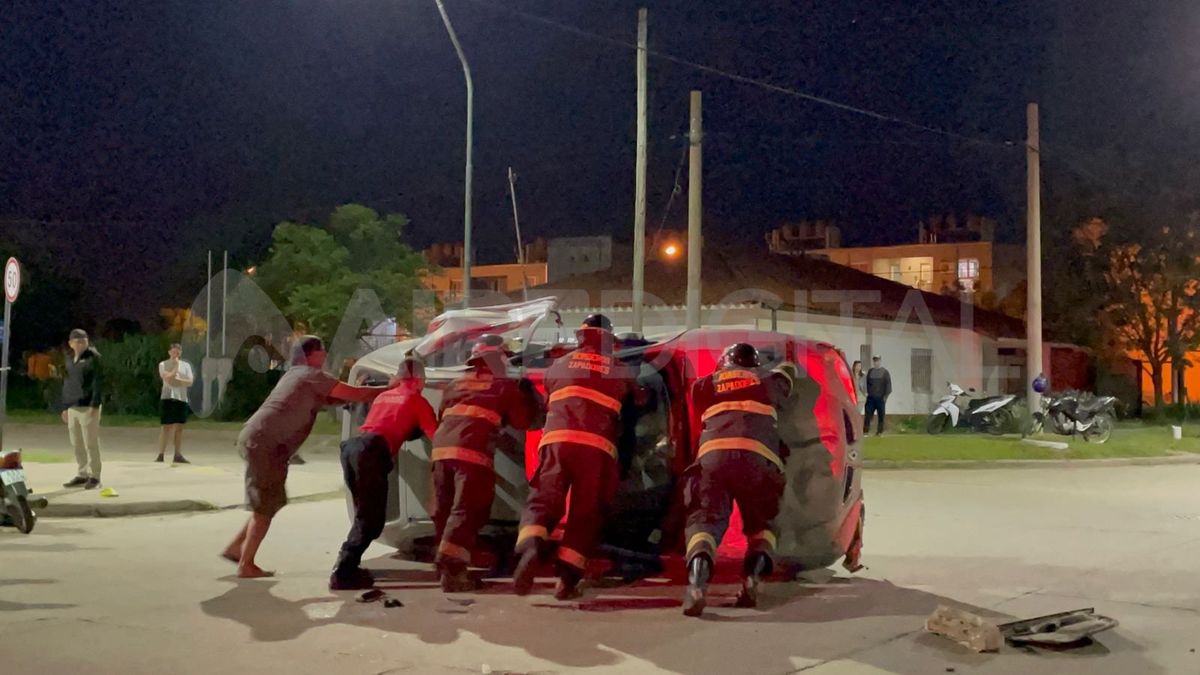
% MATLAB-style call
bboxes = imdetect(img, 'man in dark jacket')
[61,329,103,489]
[429,335,544,592]
[863,355,892,436]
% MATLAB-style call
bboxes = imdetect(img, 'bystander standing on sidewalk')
[863,356,892,436]
[156,342,194,464]
[61,329,103,489]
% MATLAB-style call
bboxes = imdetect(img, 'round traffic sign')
[4,257,19,303]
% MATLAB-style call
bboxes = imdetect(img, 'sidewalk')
[6,423,347,517]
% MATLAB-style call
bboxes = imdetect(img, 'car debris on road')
[926,605,1119,653]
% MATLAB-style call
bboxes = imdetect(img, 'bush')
[96,334,169,416]
[211,359,281,422]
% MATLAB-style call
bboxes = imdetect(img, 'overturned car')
[346,299,864,575]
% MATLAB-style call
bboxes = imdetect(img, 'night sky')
[2,1,1198,325]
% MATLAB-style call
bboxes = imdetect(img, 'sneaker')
[172,455,190,464]
[154,454,164,463]
[289,454,306,465]
[84,478,101,490]
[63,476,88,488]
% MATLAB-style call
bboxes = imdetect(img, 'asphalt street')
[3,464,1200,674]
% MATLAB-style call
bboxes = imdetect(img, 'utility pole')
[434,0,473,307]
[686,90,703,330]
[507,166,529,301]
[221,250,228,356]
[631,7,649,333]
[205,251,212,359]
[1026,102,1043,409]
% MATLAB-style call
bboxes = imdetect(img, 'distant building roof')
[528,247,1026,340]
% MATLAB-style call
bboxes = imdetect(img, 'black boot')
[735,552,771,608]
[512,543,541,596]
[554,562,583,601]
[439,559,474,593]
[682,555,712,617]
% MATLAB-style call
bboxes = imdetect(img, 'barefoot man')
[222,336,382,578]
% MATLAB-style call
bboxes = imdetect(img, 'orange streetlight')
[663,243,679,258]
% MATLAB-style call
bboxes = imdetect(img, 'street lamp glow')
[664,244,679,257]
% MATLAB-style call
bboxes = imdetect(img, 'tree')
[253,204,429,340]
[1098,226,1200,406]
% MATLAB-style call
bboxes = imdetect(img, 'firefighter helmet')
[579,313,614,333]
[469,334,507,369]
[720,343,761,369]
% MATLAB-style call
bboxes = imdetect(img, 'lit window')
[957,258,979,280]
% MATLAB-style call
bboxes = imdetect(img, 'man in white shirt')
[157,343,194,464]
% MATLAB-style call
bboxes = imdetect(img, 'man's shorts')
[240,441,289,517]
[160,399,189,426]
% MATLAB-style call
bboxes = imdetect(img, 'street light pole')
[434,0,474,307]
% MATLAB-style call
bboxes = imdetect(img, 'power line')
[460,0,1018,149]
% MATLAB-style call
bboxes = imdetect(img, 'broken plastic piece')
[999,608,1118,646]
[925,605,1003,653]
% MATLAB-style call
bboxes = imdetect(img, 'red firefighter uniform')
[429,338,544,591]
[514,321,637,598]
[682,346,794,614]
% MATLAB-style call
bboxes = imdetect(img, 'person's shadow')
[0,578,77,612]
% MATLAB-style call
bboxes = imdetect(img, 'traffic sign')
[4,258,18,303]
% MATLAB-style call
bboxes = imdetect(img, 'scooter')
[1030,391,1116,444]
[1,449,45,533]
[927,382,1017,435]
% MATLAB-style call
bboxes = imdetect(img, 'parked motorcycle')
[1,449,43,533]
[1030,391,1116,444]
[927,382,1018,435]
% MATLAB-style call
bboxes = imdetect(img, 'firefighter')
[430,334,544,593]
[681,342,795,617]
[513,313,638,600]
[330,357,438,590]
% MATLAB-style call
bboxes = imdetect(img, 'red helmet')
[720,343,760,369]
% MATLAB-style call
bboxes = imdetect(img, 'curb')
[864,454,1200,470]
[41,499,219,518]
[41,490,345,518]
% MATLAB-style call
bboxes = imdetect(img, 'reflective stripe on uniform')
[539,429,617,459]
[747,530,778,551]
[697,437,784,471]
[517,524,548,545]
[700,400,777,422]
[686,532,717,557]
[556,546,587,570]
[431,446,494,468]
[443,404,502,426]
[437,540,471,562]
[549,385,622,413]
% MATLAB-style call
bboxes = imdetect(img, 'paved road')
[3,465,1200,674]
